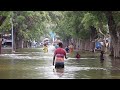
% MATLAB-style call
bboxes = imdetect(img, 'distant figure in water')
[69,43,74,54]
[43,43,48,53]
[100,51,104,60]
[75,52,80,59]
[65,46,69,53]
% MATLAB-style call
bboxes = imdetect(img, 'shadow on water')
[0,46,120,79]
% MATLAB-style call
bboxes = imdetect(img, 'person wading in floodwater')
[53,42,67,68]
[69,43,74,54]
[65,45,69,53]
[43,43,48,53]
[75,52,80,59]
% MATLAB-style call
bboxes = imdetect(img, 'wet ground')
[0,45,120,79]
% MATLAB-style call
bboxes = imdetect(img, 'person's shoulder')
[62,48,66,52]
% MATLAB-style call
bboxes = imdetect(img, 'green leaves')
[1,11,118,44]
[49,11,110,41]
[0,11,11,32]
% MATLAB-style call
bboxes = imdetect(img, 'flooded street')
[0,45,120,79]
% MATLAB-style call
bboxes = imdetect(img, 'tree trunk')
[63,38,70,48]
[89,26,98,52]
[80,40,84,51]
[0,34,2,54]
[85,40,90,51]
[0,16,6,54]
[76,38,79,50]
[15,32,19,49]
[109,40,114,56]
[105,11,120,58]
[23,40,28,48]
[18,39,23,48]
[14,28,20,50]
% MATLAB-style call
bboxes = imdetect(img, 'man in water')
[75,52,80,59]
[53,42,67,68]
[65,45,69,53]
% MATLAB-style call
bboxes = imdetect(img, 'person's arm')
[53,50,56,66]
[53,55,55,66]
[65,55,67,59]
[64,50,67,59]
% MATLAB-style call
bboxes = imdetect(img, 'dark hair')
[58,42,63,47]
[44,43,46,46]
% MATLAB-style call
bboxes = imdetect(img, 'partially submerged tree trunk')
[105,11,120,58]
[0,34,2,54]
[13,26,25,51]
[63,38,70,48]
[14,29,18,50]
[18,39,23,48]
[23,40,29,48]
[85,40,90,51]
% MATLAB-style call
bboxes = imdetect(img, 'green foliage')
[112,11,120,25]
[81,12,98,29]
[49,11,110,41]
[12,11,49,41]
[50,11,91,40]
[0,11,11,32]
[1,11,119,44]
[0,11,10,16]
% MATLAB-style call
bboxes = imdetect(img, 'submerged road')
[0,45,120,79]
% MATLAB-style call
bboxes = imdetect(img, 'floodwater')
[0,45,120,79]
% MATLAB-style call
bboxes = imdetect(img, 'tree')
[11,11,50,50]
[0,11,11,54]
[104,11,120,58]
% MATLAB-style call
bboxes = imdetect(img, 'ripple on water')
[65,66,107,72]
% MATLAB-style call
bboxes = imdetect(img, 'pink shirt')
[54,48,66,62]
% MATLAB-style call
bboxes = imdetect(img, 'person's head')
[58,42,63,48]
[44,43,46,46]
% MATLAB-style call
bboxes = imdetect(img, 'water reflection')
[100,59,104,67]
[53,68,64,78]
